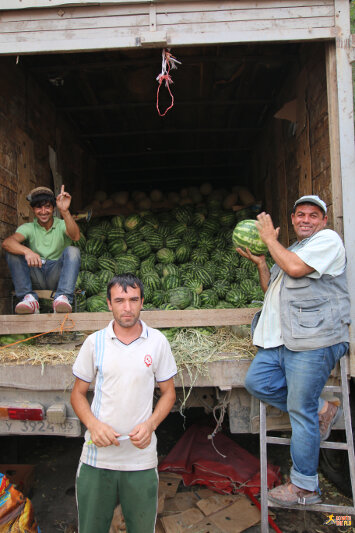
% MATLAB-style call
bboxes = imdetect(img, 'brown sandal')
[268,481,321,507]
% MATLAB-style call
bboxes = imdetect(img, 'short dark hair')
[107,273,144,301]
[292,202,326,218]
[31,195,56,208]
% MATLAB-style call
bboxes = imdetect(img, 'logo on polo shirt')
[144,354,152,367]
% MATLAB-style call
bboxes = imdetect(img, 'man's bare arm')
[2,233,42,268]
[129,377,176,449]
[56,185,80,241]
[71,378,120,447]
[237,247,270,293]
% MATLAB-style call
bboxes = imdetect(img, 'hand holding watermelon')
[255,212,280,245]
[232,218,269,256]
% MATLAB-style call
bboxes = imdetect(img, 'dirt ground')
[1,411,354,533]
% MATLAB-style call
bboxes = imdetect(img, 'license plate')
[0,417,81,436]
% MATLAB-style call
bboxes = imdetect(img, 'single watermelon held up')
[232,219,268,255]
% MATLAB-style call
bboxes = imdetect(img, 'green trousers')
[76,462,158,533]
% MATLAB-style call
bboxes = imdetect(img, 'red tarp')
[159,424,281,495]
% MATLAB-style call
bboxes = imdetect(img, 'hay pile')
[0,327,256,372]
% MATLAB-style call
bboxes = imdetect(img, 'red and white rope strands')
[156,49,181,117]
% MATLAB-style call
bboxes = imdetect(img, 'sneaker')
[268,481,321,507]
[53,295,72,313]
[319,401,342,441]
[15,294,39,315]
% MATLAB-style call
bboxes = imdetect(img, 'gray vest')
[267,262,350,351]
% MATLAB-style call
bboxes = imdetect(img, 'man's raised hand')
[56,184,72,213]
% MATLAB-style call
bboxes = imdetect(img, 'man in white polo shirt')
[237,195,350,507]
[71,273,177,533]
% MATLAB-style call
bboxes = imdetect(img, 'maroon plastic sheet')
[159,424,281,495]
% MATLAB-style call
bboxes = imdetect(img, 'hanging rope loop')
[156,48,181,117]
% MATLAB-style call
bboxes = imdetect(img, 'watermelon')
[98,257,116,272]
[109,239,127,257]
[184,278,203,295]
[72,232,86,251]
[165,235,182,249]
[192,212,206,227]
[162,264,179,278]
[142,272,161,290]
[226,288,248,307]
[111,214,125,229]
[86,295,108,312]
[86,226,107,241]
[81,253,99,273]
[145,232,164,250]
[83,272,101,296]
[107,228,126,241]
[190,248,209,265]
[125,214,142,231]
[162,274,180,290]
[160,303,177,310]
[232,219,268,255]
[200,289,219,307]
[214,279,229,298]
[132,241,152,259]
[151,290,168,307]
[156,248,175,264]
[168,287,192,309]
[175,244,191,263]
[86,238,106,257]
[173,205,193,224]
[125,232,143,247]
[97,269,115,286]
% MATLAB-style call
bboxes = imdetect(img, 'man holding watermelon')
[237,195,350,506]
[2,185,81,314]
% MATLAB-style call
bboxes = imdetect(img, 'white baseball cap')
[294,195,327,214]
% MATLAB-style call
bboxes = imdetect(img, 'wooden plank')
[0,0,335,16]
[325,41,344,237]
[0,5,335,32]
[16,128,36,225]
[0,359,253,390]
[0,14,335,38]
[0,308,258,335]
[333,0,355,377]
[0,27,336,55]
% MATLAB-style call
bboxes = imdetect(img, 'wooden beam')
[0,308,258,335]
[325,41,344,237]
[97,147,251,159]
[80,127,262,139]
[61,99,272,112]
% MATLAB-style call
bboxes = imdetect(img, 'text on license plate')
[0,417,81,436]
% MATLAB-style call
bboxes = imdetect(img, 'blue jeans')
[245,342,349,491]
[6,246,81,304]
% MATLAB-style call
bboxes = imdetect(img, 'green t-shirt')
[17,217,72,261]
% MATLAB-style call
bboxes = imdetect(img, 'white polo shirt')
[253,229,346,349]
[72,320,177,471]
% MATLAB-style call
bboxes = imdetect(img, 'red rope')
[156,49,180,117]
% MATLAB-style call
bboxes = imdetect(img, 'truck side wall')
[252,43,334,245]
[0,57,95,313]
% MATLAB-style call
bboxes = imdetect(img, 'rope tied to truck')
[0,313,75,350]
[156,48,181,117]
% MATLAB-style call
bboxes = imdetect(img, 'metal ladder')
[259,355,355,532]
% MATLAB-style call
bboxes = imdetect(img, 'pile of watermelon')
[73,200,272,312]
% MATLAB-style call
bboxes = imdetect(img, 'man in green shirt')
[2,185,81,314]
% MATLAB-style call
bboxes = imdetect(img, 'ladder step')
[266,436,348,450]
[323,385,342,392]
[268,501,355,514]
